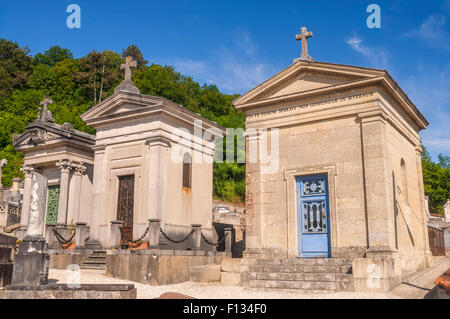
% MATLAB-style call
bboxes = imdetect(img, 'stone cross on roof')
[39,96,55,123]
[121,56,137,82]
[295,27,314,62]
[115,56,140,94]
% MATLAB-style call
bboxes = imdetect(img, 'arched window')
[400,159,409,204]
[183,153,192,189]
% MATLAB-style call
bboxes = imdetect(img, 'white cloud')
[345,35,390,69]
[170,30,275,94]
[404,15,450,50]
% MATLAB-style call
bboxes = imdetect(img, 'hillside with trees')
[0,39,448,212]
[0,39,245,203]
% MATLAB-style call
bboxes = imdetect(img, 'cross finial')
[121,56,137,81]
[39,96,55,123]
[40,96,53,109]
[295,27,314,62]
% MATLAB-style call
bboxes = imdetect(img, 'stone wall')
[105,249,230,285]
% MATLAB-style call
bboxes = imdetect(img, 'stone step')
[246,258,353,267]
[243,272,353,282]
[248,264,352,274]
[83,259,106,265]
[80,265,106,270]
[244,279,338,291]
[88,255,106,260]
[242,287,334,295]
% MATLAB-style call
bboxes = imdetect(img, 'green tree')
[422,146,450,215]
[34,46,73,67]
[122,45,148,68]
[0,39,32,101]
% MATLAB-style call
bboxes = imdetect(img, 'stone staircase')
[80,250,107,271]
[242,258,354,293]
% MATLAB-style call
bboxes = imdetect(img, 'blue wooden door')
[297,175,331,258]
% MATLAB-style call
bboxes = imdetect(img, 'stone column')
[192,224,202,250]
[224,227,233,252]
[148,219,161,248]
[0,159,7,189]
[358,111,396,252]
[70,162,86,224]
[75,222,87,250]
[145,137,171,225]
[56,159,72,226]
[17,165,35,238]
[110,221,124,249]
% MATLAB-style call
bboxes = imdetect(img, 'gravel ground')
[48,269,398,299]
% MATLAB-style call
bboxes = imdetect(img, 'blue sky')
[0,0,449,158]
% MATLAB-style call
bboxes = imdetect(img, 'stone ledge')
[6,284,134,291]
[5,284,137,299]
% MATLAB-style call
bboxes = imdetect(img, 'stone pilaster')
[358,111,396,252]
[69,162,86,224]
[145,137,171,225]
[243,129,263,256]
[56,159,72,226]
[415,146,433,265]
[87,145,106,249]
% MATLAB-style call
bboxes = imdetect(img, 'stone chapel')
[12,58,224,250]
[233,27,431,289]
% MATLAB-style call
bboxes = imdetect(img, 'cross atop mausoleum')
[295,27,314,62]
[39,96,55,123]
[115,56,140,94]
[121,56,137,82]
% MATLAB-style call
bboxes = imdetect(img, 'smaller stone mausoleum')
[12,58,225,250]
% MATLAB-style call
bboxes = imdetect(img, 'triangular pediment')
[233,61,385,108]
[81,90,163,123]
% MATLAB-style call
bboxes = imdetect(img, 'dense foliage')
[422,147,450,215]
[0,39,246,203]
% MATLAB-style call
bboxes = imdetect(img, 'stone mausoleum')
[233,27,431,291]
[12,58,224,252]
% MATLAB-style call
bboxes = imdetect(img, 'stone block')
[221,259,244,273]
[221,272,242,286]
[352,256,402,293]
[188,265,221,283]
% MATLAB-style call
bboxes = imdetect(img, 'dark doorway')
[117,175,135,242]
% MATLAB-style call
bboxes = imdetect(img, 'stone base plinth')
[352,255,402,293]
[11,237,49,286]
[5,284,136,299]
[106,249,230,286]
[0,263,13,287]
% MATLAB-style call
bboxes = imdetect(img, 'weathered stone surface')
[221,272,242,286]
[189,265,221,283]
[5,284,136,299]
[221,259,244,273]
[104,250,228,286]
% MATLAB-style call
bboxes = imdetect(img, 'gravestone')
[10,173,50,286]
[0,233,16,287]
